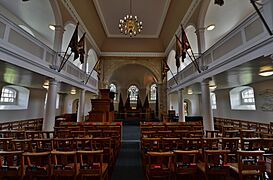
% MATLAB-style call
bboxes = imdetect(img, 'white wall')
[213,79,273,124]
[184,94,201,116]
[169,92,201,116]
[63,92,94,116]
[0,88,46,122]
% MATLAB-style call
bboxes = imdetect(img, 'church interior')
[0,0,273,179]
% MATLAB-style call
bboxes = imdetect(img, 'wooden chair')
[0,138,13,151]
[23,151,51,179]
[73,137,93,151]
[161,138,180,151]
[0,150,24,179]
[223,130,240,138]
[173,150,199,180]
[222,137,240,162]
[261,138,273,179]
[183,138,203,150]
[197,150,230,180]
[229,150,266,180]
[31,138,53,152]
[11,139,33,152]
[91,137,114,168]
[206,130,220,138]
[51,150,78,179]
[146,151,173,180]
[77,150,108,180]
[240,137,262,150]
[53,138,74,151]
[86,130,102,138]
[71,131,86,138]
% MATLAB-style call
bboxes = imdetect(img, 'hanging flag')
[68,23,79,60]
[136,95,143,112]
[143,94,150,110]
[78,33,86,64]
[175,35,182,69]
[125,93,131,110]
[118,93,124,113]
[162,59,170,80]
[181,27,190,63]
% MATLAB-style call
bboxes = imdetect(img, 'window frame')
[240,88,255,105]
[150,84,157,101]
[128,85,139,101]
[0,87,18,105]
[109,83,117,101]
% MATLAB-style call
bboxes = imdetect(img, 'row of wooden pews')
[140,121,273,180]
[0,121,122,179]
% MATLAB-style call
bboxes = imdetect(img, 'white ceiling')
[93,0,171,38]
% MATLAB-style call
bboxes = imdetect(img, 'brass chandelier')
[118,0,143,37]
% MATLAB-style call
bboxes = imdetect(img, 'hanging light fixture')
[118,0,143,37]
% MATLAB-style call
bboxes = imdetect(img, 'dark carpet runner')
[111,124,144,180]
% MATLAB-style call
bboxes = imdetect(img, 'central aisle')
[111,124,144,180]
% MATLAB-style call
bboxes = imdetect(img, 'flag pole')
[175,34,201,73]
[58,52,73,72]
[250,0,273,36]
[58,45,71,72]
[58,22,79,72]
[180,25,201,73]
[85,59,100,85]
[162,59,178,85]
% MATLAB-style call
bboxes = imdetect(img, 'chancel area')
[1,0,273,179]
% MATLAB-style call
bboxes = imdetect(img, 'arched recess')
[108,64,158,103]
[184,99,192,116]
[72,99,79,113]
[49,0,63,26]
[86,49,98,80]
[203,0,254,49]
[104,60,161,85]
[167,50,176,81]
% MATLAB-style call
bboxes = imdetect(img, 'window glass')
[150,84,157,101]
[0,87,17,103]
[128,85,139,101]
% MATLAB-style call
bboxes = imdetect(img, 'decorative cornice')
[100,51,165,57]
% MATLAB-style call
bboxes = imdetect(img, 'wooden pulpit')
[88,89,114,122]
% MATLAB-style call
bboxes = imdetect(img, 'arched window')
[109,83,117,100]
[241,88,255,104]
[211,92,217,109]
[229,86,256,110]
[0,87,17,104]
[150,84,157,101]
[128,85,139,101]
[0,85,29,110]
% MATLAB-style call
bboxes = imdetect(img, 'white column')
[195,28,206,54]
[201,79,214,131]
[77,89,86,122]
[178,89,185,122]
[43,80,58,131]
[53,26,64,68]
